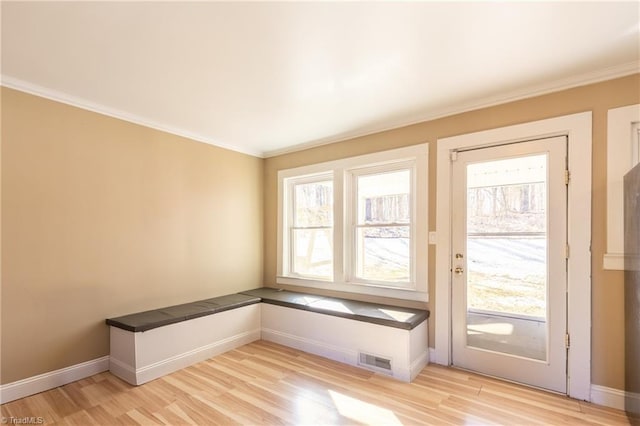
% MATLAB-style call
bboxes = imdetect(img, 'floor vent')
[358,352,392,374]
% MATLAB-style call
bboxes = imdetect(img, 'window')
[286,175,333,280]
[349,165,413,285]
[277,145,428,301]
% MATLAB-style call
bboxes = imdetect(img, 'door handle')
[454,267,464,275]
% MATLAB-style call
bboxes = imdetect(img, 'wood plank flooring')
[1,340,633,425]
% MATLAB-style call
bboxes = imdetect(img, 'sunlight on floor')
[293,390,332,423]
[328,390,402,425]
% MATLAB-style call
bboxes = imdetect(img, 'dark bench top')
[106,288,429,333]
[240,288,429,330]
[106,293,261,332]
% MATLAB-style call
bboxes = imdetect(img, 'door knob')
[454,267,464,275]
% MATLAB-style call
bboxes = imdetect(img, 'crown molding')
[0,75,265,158]
[263,60,640,158]
[3,60,638,159]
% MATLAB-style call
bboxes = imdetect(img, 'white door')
[451,136,568,393]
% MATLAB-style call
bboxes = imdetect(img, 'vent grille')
[358,352,392,373]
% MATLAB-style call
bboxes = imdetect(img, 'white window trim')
[282,172,334,281]
[277,144,428,302]
[605,104,640,270]
[435,111,592,401]
[345,161,416,289]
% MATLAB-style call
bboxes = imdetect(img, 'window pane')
[355,226,409,282]
[292,229,333,279]
[294,181,333,227]
[465,154,547,318]
[467,155,546,234]
[467,237,546,317]
[465,154,548,361]
[357,170,410,225]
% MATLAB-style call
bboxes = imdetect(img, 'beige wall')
[1,87,264,384]
[264,74,640,390]
[2,74,638,391]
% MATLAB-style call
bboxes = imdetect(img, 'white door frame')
[435,112,592,400]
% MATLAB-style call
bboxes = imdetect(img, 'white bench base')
[109,304,261,385]
[260,304,428,382]
[109,302,428,385]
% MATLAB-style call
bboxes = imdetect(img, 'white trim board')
[0,356,109,404]
[590,384,640,413]
[434,112,592,401]
[590,384,626,410]
[605,104,640,270]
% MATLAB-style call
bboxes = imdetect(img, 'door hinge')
[450,150,458,161]
[565,170,570,185]
[565,244,570,259]
[565,333,570,349]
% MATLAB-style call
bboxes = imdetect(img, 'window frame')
[345,161,417,289]
[604,104,640,270]
[284,172,334,281]
[276,144,428,302]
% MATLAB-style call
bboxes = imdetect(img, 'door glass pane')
[466,154,548,361]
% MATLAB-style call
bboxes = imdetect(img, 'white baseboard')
[428,347,436,364]
[589,384,640,412]
[133,329,260,385]
[410,350,429,381]
[626,391,640,416]
[262,327,357,366]
[261,326,426,382]
[590,384,625,410]
[109,357,137,386]
[0,356,109,404]
[1,330,260,403]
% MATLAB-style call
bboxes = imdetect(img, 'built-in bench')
[240,287,428,330]
[107,293,262,385]
[106,288,429,385]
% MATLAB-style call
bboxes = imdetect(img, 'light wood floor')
[1,340,633,425]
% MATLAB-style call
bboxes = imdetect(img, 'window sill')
[276,276,428,302]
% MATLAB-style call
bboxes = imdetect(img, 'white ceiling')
[2,2,639,157]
